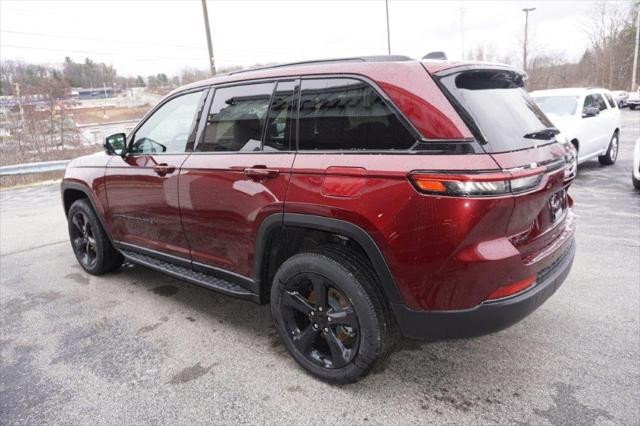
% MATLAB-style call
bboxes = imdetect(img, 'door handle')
[244,166,279,180]
[153,163,176,177]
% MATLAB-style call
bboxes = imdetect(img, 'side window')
[603,92,616,109]
[264,81,297,151]
[298,78,415,151]
[583,95,596,114]
[595,94,608,111]
[131,91,204,154]
[198,83,274,152]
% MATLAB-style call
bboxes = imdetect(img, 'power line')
[1,29,208,50]
[1,29,290,56]
[0,44,206,62]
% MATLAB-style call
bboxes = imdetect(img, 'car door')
[593,93,612,151]
[178,80,297,279]
[602,91,620,141]
[579,94,604,158]
[104,89,208,260]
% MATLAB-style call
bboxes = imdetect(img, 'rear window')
[532,96,578,116]
[438,70,556,153]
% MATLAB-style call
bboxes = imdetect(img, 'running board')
[121,249,259,302]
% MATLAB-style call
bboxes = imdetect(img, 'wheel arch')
[61,181,116,245]
[570,138,579,151]
[254,213,404,309]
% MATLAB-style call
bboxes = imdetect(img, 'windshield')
[532,96,578,116]
[438,69,556,153]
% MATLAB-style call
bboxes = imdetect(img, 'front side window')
[131,91,204,154]
[198,83,275,152]
[584,94,608,112]
[298,78,415,151]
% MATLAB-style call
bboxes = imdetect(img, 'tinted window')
[603,92,616,108]
[532,96,578,116]
[131,91,204,154]
[198,83,274,152]
[264,81,296,151]
[298,78,415,151]
[439,70,556,153]
[585,94,608,112]
[583,94,608,113]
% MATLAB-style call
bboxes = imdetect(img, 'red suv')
[62,56,576,383]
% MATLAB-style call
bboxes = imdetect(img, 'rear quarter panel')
[284,153,527,310]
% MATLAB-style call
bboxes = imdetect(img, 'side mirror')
[582,107,599,118]
[104,133,126,156]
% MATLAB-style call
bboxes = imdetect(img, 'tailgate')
[491,143,572,265]
[433,65,574,266]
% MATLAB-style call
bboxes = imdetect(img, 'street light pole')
[385,0,391,55]
[632,6,639,91]
[522,7,536,72]
[201,0,216,76]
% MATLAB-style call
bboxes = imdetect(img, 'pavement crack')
[1,240,67,257]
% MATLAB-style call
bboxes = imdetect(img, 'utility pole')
[632,6,639,91]
[201,0,216,76]
[522,7,536,72]
[460,6,465,60]
[14,83,24,149]
[385,0,391,55]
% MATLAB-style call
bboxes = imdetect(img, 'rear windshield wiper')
[523,127,560,140]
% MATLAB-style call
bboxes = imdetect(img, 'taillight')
[409,168,544,197]
[487,275,536,300]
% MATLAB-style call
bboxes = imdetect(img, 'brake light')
[487,275,536,300]
[409,168,544,197]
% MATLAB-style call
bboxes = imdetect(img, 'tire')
[598,132,619,165]
[633,174,640,190]
[630,105,637,110]
[67,198,123,275]
[270,246,396,384]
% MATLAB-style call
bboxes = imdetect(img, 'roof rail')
[228,55,414,75]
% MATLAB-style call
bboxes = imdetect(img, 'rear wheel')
[270,247,395,383]
[67,199,123,275]
[633,174,640,190]
[598,132,619,165]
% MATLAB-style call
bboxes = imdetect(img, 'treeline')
[469,1,639,91]
[0,59,251,99]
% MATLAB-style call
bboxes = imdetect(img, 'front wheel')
[67,199,123,275]
[270,248,395,384]
[598,132,619,165]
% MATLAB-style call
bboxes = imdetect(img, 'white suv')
[531,88,621,166]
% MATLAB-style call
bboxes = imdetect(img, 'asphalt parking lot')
[1,110,639,425]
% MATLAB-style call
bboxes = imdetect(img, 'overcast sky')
[0,0,629,77]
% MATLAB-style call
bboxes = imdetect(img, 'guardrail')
[0,160,70,176]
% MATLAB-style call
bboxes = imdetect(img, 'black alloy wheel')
[271,248,396,383]
[280,272,359,369]
[67,198,123,275]
[70,210,98,269]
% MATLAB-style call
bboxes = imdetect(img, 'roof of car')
[530,87,609,97]
[172,56,522,95]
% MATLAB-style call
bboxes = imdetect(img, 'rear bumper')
[392,238,575,340]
